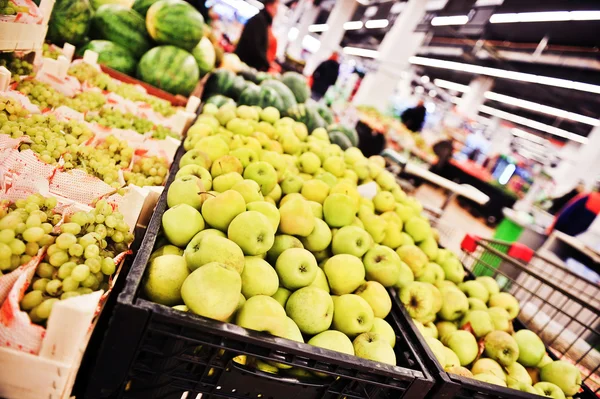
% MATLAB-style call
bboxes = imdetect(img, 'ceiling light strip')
[343,46,379,58]
[490,10,600,24]
[431,15,469,26]
[365,19,389,29]
[308,24,328,32]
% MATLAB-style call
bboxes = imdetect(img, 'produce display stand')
[0,0,54,52]
[391,235,600,399]
[80,147,437,399]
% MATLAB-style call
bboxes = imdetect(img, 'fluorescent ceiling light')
[428,90,437,97]
[409,56,600,95]
[245,0,263,9]
[511,128,548,145]
[343,46,379,58]
[484,92,600,127]
[479,105,587,143]
[490,10,600,23]
[343,21,363,30]
[434,78,470,93]
[302,35,320,53]
[288,27,298,41]
[308,24,328,32]
[365,19,389,29]
[420,75,430,84]
[431,15,469,26]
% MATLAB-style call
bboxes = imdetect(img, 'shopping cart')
[461,235,600,396]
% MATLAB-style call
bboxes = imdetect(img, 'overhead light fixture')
[490,10,600,24]
[365,19,389,29]
[428,89,437,97]
[308,24,328,32]
[343,46,379,58]
[409,56,600,95]
[433,78,470,93]
[288,27,299,41]
[511,128,548,145]
[415,86,425,94]
[420,75,430,84]
[343,21,363,30]
[431,15,469,26]
[302,35,320,53]
[479,105,587,143]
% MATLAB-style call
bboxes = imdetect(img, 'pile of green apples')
[402,274,582,398]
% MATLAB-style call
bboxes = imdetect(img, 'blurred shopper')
[548,180,585,215]
[430,136,454,174]
[235,0,279,71]
[311,53,340,100]
[401,100,426,132]
[548,183,600,236]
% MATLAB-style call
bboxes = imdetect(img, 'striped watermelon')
[137,46,200,96]
[192,37,216,77]
[146,0,205,51]
[257,86,284,112]
[47,0,93,45]
[131,0,159,17]
[91,5,150,58]
[260,80,296,111]
[281,71,310,103]
[238,84,260,106]
[203,69,236,99]
[79,40,137,75]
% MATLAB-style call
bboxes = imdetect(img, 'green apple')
[474,374,507,387]
[271,287,291,308]
[489,293,520,319]
[363,245,401,287]
[372,191,395,213]
[246,201,280,231]
[332,294,374,337]
[514,329,545,367]
[506,361,532,387]
[540,361,582,396]
[534,382,566,399]
[301,179,330,204]
[361,214,387,243]
[225,293,246,323]
[228,211,275,255]
[201,190,246,231]
[149,245,183,262]
[176,164,213,191]
[323,254,365,295]
[443,347,461,369]
[281,175,304,194]
[381,222,403,249]
[486,307,510,332]
[446,366,473,378]
[306,200,323,219]
[267,234,303,264]
[323,156,346,177]
[399,282,435,323]
[179,149,211,169]
[231,180,264,204]
[241,256,279,298]
[300,218,332,252]
[230,147,259,169]
[394,261,415,290]
[353,332,396,365]
[194,136,229,162]
[439,257,464,284]
[266,183,282,203]
[143,254,189,306]
[537,354,553,368]
[162,204,205,247]
[458,280,489,303]
[298,152,321,174]
[310,267,330,293]
[323,193,356,228]
[404,217,432,243]
[472,358,506,381]
[243,161,278,195]
[444,330,478,366]
[215,105,236,126]
[416,262,445,284]
[308,330,354,355]
[236,295,287,336]
[212,172,244,192]
[355,281,392,318]
[436,321,458,342]
[275,248,318,290]
[279,198,315,237]
[510,382,539,394]
[484,330,520,367]
[476,276,500,296]
[418,237,439,260]
[184,233,244,273]
[226,117,254,136]
[331,226,372,257]
[424,336,447,366]
[370,318,395,348]
[461,310,493,338]
[468,297,488,311]
[279,193,304,207]
[396,245,428,278]
[285,286,333,335]
[438,287,469,321]
[260,106,280,124]
[182,262,241,321]
[210,155,243,178]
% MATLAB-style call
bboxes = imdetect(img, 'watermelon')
[203,69,235,99]
[329,131,353,150]
[131,0,159,17]
[238,84,260,106]
[226,75,248,101]
[281,71,310,103]
[79,40,137,75]
[328,124,359,147]
[260,80,296,111]
[192,37,216,77]
[221,53,242,73]
[47,0,93,46]
[146,0,204,51]
[238,68,258,84]
[257,86,284,112]
[315,104,334,125]
[137,46,200,96]
[91,5,150,58]
[90,0,130,9]
[205,95,235,108]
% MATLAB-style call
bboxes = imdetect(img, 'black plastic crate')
[390,249,599,399]
[82,151,437,399]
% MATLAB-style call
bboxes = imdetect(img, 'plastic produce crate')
[81,150,437,399]
[391,235,599,399]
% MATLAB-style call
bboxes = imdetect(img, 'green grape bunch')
[85,107,177,139]
[42,43,62,60]
[68,63,117,92]
[0,53,33,78]
[0,1,28,17]
[123,155,169,187]
[16,79,66,110]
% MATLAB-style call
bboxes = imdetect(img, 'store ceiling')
[312,0,600,142]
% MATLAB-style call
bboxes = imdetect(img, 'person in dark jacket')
[430,137,454,174]
[311,53,340,100]
[401,100,427,132]
[548,180,585,215]
[549,185,600,236]
[235,0,279,71]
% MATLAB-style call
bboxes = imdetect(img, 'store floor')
[412,184,494,253]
